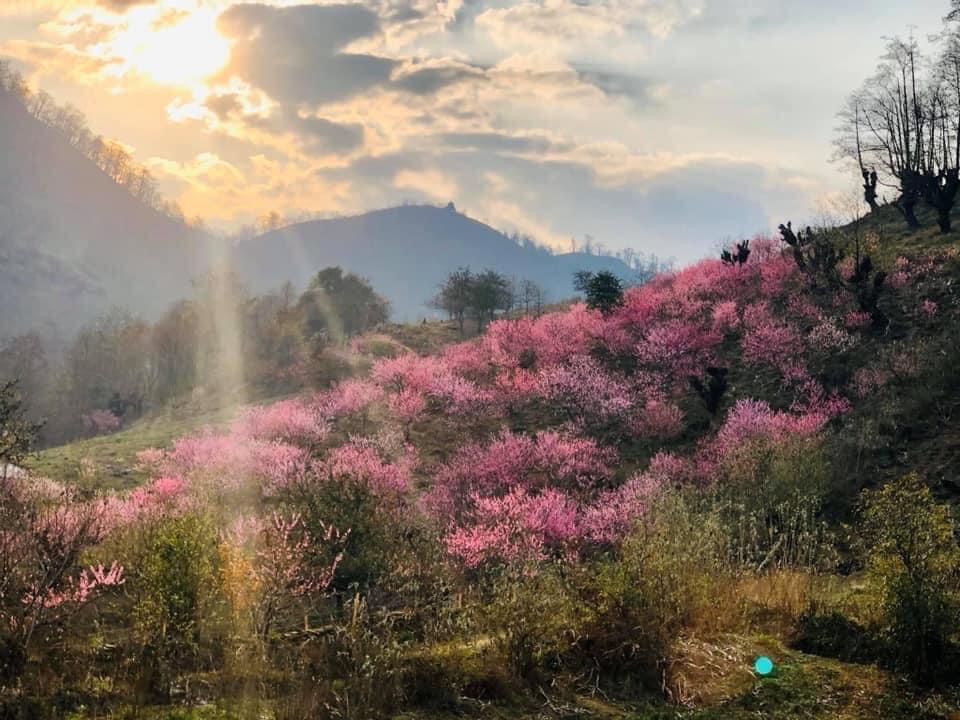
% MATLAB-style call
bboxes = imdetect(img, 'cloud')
[576,68,655,102]
[474,0,705,55]
[287,112,365,154]
[1,39,110,84]
[217,3,396,105]
[315,141,819,260]
[394,167,458,201]
[438,131,556,154]
[96,0,155,9]
[392,60,485,96]
[1,0,873,259]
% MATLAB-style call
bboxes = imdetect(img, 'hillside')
[15,222,960,719]
[0,90,208,338]
[233,204,638,319]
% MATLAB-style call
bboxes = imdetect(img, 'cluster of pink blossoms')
[425,431,666,565]
[73,233,951,578]
[35,561,124,609]
[81,409,122,435]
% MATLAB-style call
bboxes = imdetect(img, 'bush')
[481,564,586,685]
[793,609,876,662]
[579,489,731,694]
[292,479,393,595]
[718,438,834,572]
[860,473,960,680]
[130,513,223,700]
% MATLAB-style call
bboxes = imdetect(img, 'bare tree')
[837,27,960,233]
[835,37,927,228]
[919,31,960,232]
[518,278,546,316]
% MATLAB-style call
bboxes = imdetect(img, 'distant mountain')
[233,204,637,319]
[0,77,634,335]
[0,89,208,338]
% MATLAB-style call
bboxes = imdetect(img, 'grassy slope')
[842,204,960,501]
[31,323,460,491]
[40,214,960,719]
[32,385,284,491]
[125,646,958,720]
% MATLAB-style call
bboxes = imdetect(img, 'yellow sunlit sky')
[0,0,950,258]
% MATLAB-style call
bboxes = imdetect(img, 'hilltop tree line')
[0,267,388,446]
[0,59,188,223]
[836,6,960,232]
[430,269,549,334]
[430,267,633,335]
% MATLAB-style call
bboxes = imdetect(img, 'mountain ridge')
[233,203,638,320]
[2,76,639,334]
[0,89,207,338]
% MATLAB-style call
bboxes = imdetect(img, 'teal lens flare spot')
[753,656,774,675]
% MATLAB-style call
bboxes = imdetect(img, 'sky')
[0,0,951,261]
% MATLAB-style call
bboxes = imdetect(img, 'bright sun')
[106,7,230,88]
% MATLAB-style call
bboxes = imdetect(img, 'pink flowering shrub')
[388,387,427,424]
[426,430,668,566]
[446,488,580,567]
[0,483,124,674]
[631,399,684,440]
[81,409,122,435]
[320,438,418,497]
[223,512,347,638]
[889,270,910,289]
[715,398,828,448]
[37,562,124,609]
[480,304,606,369]
[580,472,663,544]
[758,254,800,297]
[741,303,804,373]
[535,356,635,430]
[426,430,614,521]
[96,476,191,533]
[844,310,872,330]
[425,372,494,415]
[635,320,722,382]
[919,299,938,318]
[711,300,740,332]
[372,353,448,392]
[237,398,328,444]
[787,295,823,323]
[317,379,384,420]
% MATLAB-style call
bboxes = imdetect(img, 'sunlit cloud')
[4,0,931,259]
[96,5,230,87]
[394,167,458,201]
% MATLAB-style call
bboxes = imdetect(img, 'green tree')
[469,269,513,331]
[132,514,221,700]
[578,271,624,315]
[298,267,390,344]
[861,474,960,679]
[430,267,473,334]
[0,380,42,475]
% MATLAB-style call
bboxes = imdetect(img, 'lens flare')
[753,656,774,676]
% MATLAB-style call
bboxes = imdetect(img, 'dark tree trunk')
[936,207,952,233]
[920,169,959,234]
[862,169,879,212]
[898,193,921,229]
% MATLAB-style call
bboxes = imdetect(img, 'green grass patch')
[31,386,287,492]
